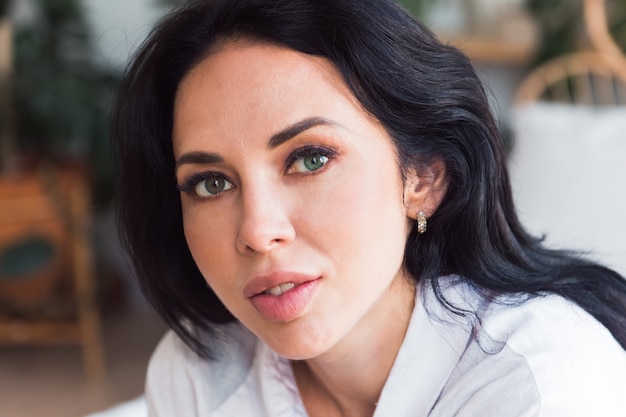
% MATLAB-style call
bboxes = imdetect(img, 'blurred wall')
[83,0,165,71]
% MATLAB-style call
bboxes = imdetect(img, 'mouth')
[244,272,321,322]
[263,282,296,296]
[243,271,319,298]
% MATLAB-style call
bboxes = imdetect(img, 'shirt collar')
[374,281,473,416]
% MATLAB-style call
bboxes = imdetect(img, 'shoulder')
[488,294,626,412]
[482,293,626,377]
[432,287,626,416]
[146,322,258,416]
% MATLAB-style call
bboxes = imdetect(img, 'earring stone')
[416,211,427,234]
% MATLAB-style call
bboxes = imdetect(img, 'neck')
[292,276,416,417]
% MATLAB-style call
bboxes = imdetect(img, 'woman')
[113,0,626,415]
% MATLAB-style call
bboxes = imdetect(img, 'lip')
[243,271,319,298]
[244,271,321,322]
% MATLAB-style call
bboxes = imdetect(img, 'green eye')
[304,153,328,171]
[195,176,233,197]
[292,152,329,173]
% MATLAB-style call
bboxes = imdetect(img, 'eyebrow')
[175,151,223,169]
[267,117,336,149]
[175,116,336,169]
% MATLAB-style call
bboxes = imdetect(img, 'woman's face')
[173,40,417,360]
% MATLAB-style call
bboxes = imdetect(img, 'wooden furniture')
[451,37,536,65]
[514,0,626,105]
[0,165,105,383]
[436,2,538,65]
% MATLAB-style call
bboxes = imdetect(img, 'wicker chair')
[509,0,626,276]
[514,0,626,106]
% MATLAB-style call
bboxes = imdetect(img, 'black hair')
[113,0,626,355]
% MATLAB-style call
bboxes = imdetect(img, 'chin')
[261,327,336,360]
[271,344,326,361]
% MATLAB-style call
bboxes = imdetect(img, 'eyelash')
[177,145,337,197]
[285,145,336,174]
[176,172,228,195]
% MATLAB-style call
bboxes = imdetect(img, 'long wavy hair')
[113,0,626,355]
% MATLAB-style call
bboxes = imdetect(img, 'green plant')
[524,0,626,66]
[397,0,434,17]
[8,0,120,203]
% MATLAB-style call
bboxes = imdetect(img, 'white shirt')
[146,277,626,416]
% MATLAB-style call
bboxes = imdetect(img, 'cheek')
[181,207,235,286]
[311,162,408,265]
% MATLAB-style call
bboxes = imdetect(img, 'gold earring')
[416,211,427,234]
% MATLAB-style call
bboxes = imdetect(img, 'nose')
[235,185,296,255]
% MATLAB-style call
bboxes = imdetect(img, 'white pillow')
[85,396,147,417]
[509,103,626,276]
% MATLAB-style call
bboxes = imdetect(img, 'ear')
[403,158,448,219]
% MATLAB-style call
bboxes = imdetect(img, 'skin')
[173,39,447,417]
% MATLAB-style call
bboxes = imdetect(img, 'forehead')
[172,39,375,152]
[176,38,352,106]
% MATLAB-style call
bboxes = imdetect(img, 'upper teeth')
[265,283,295,296]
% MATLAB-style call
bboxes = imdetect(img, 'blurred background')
[0,0,624,416]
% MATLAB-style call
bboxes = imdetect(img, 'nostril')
[236,199,296,254]
[244,236,288,254]
[238,223,296,255]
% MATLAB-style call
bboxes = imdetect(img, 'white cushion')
[509,103,626,276]
[84,396,147,417]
